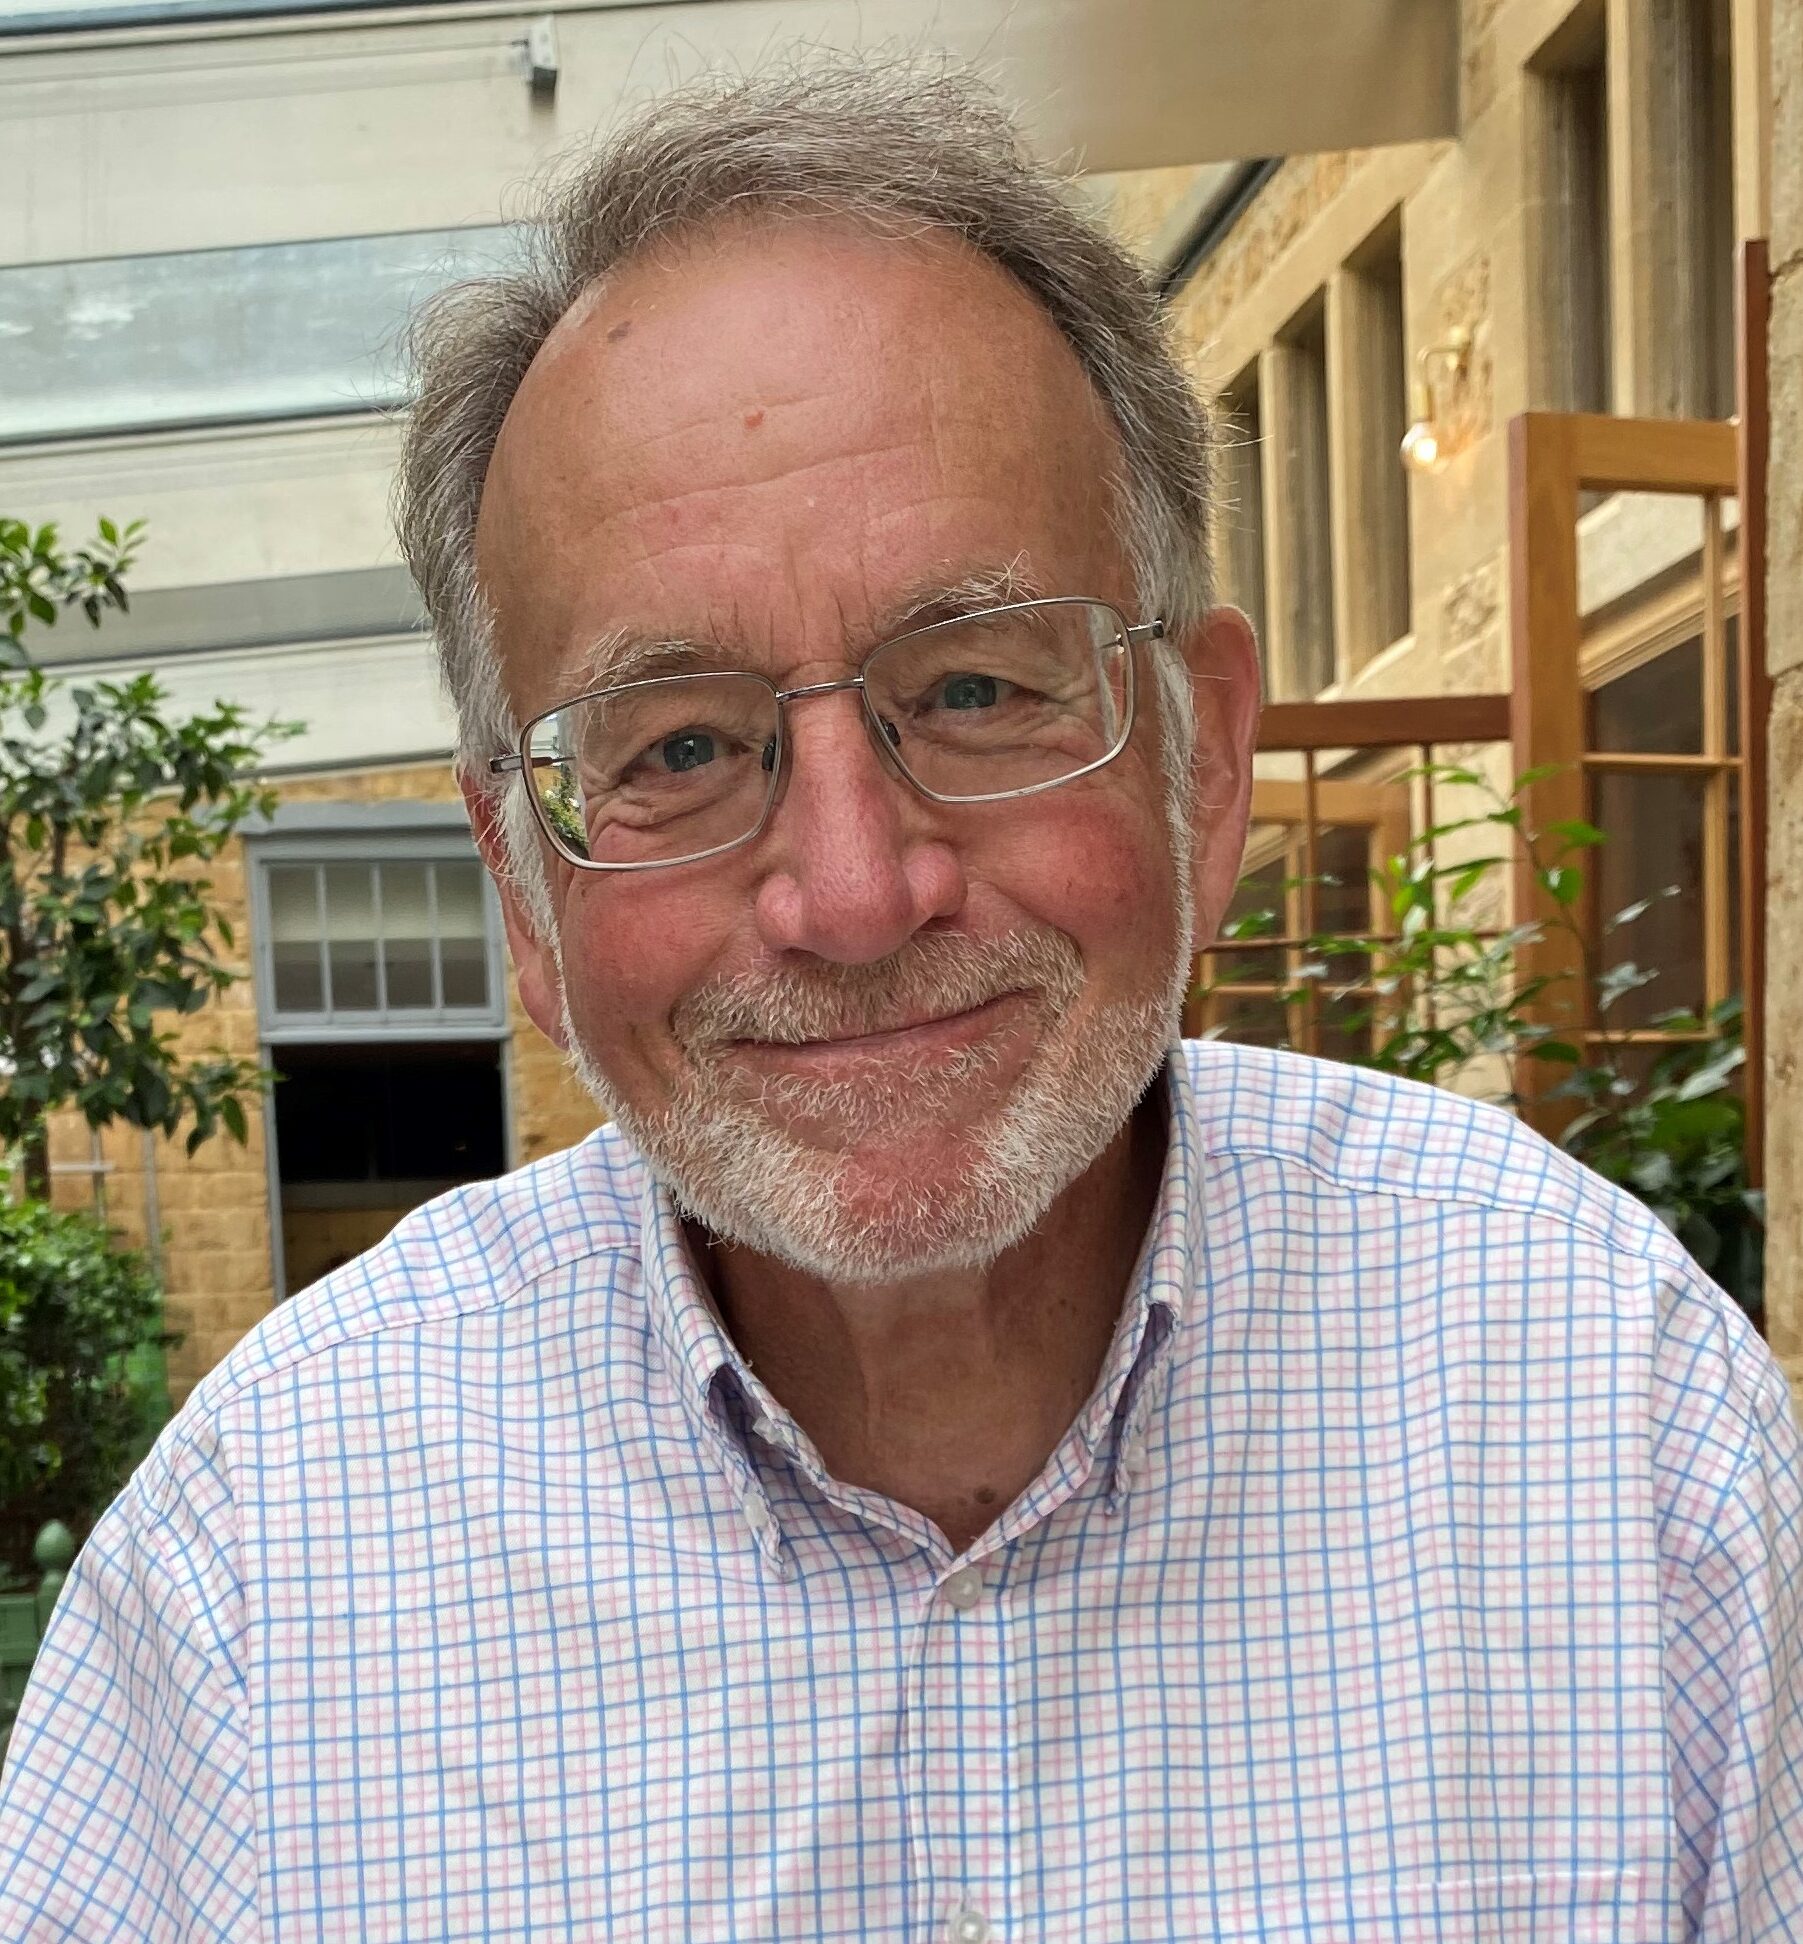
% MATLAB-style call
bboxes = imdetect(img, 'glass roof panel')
[0,225,521,443]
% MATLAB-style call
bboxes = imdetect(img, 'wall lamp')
[1399,327,1473,475]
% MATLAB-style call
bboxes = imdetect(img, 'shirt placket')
[908,1550,1018,1944]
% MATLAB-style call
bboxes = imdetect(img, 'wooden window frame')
[1506,242,1767,1172]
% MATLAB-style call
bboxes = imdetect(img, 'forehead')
[474,216,1128,696]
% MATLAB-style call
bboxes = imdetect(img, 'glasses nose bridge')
[770,670,909,797]
[775,672,868,709]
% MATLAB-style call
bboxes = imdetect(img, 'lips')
[737,992,1016,1052]
[719,991,1029,1070]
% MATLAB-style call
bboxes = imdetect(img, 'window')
[1527,2,1613,414]
[0,226,520,445]
[255,849,504,1038]
[1259,299,1334,699]
[1328,212,1411,671]
[1603,0,1737,419]
[250,822,511,1297]
[1215,367,1269,690]
[0,0,467,33]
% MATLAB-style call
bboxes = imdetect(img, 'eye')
[656,730,717,773]
[938,673,1002,710]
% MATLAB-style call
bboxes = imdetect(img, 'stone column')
[1761,0,1801,1395]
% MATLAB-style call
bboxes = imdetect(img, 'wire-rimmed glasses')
[488,596,1166,872]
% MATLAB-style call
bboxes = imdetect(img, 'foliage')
[0,1197,173,1582]
[1557,995,1762,1319]
[0,518,298,1194]
[1197,765,1762,1319]
[1,516,140,667]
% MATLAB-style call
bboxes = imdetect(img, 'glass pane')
[1204,990,1294,1049]
[1313,826,1374,933]
[381,863,434,1010]
[0,226,521,443]
[1729,780,1743,996]
[435,864,491,1009]
[267,865,323,1014]
[1593,638,1703,754]
[1,0,458,27]
[1726,611,1741,756]
[1220,829,1291,986]
[1592,771,1706,1026]
[322,863,379,1012]
[1317,995,1376,1065]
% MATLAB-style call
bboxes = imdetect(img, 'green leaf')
[1547,818,1607,849]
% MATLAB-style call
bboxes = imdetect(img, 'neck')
[694,1086,1168,1554]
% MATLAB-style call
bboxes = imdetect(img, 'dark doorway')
[270,1039,506,1294]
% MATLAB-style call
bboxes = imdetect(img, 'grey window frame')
[248,822,508,1044]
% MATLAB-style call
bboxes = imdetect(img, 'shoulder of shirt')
[1179,1039,1793,1484]
[1184,1037,1663,1247]
[166,1121,652,1430]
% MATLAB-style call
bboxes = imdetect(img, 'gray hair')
[394,53,1216,933]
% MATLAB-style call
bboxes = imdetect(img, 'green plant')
[0,517,298,1195]
[1,516,140,665]
[0,1197,172,1583]
[1196,765,1762,1318]
[1556,994,1762,1324]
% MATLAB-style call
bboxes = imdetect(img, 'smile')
[728,992,1028,1066]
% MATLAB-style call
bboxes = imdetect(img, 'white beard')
[557,918,1191,1283]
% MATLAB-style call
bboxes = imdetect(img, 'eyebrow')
[880,556,1046,636]
[565,630,718,694]
[560,556,1048,696]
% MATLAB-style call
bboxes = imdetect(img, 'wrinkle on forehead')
[475,215,1126,708]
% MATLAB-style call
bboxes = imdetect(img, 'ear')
[1177,605,1261,936]
[460,774,568,1050]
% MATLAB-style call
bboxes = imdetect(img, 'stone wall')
[45,761,599,1406]
[1760,0,1801,1393]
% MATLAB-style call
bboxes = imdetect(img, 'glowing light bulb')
[1400,417,1448,474]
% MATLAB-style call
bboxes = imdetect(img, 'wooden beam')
[1564,412,1739,493]
[1509,412,1590,1121]
[1258,694,1512,751]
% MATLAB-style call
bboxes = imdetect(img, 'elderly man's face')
[474,219,1252,1278]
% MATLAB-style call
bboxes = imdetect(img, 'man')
[2,56,1799,1943]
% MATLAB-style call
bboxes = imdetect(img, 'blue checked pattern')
[1,1041,1800,1941]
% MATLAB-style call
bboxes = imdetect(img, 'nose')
[751,686,965,964]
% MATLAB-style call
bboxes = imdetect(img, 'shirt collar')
[638,1044,1205,1518]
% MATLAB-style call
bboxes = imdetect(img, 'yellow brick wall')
[46,758,600,1407]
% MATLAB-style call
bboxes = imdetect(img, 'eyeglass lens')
[523,599,1132,869]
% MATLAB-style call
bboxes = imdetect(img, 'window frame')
[248,825,509,1044]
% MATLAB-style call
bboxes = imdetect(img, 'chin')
[593,1009,1173,1285]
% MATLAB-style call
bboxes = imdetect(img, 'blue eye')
[659,731,716,772]
[940,673,999,710]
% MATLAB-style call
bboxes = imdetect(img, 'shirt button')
[941,1567,986,1610]
[949,1908,990,1943]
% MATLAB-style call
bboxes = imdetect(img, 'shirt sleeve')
[1654,1261,1803,1941]
[0,1419,260,1941]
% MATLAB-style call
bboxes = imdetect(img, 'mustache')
[672,929,1084,1052]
